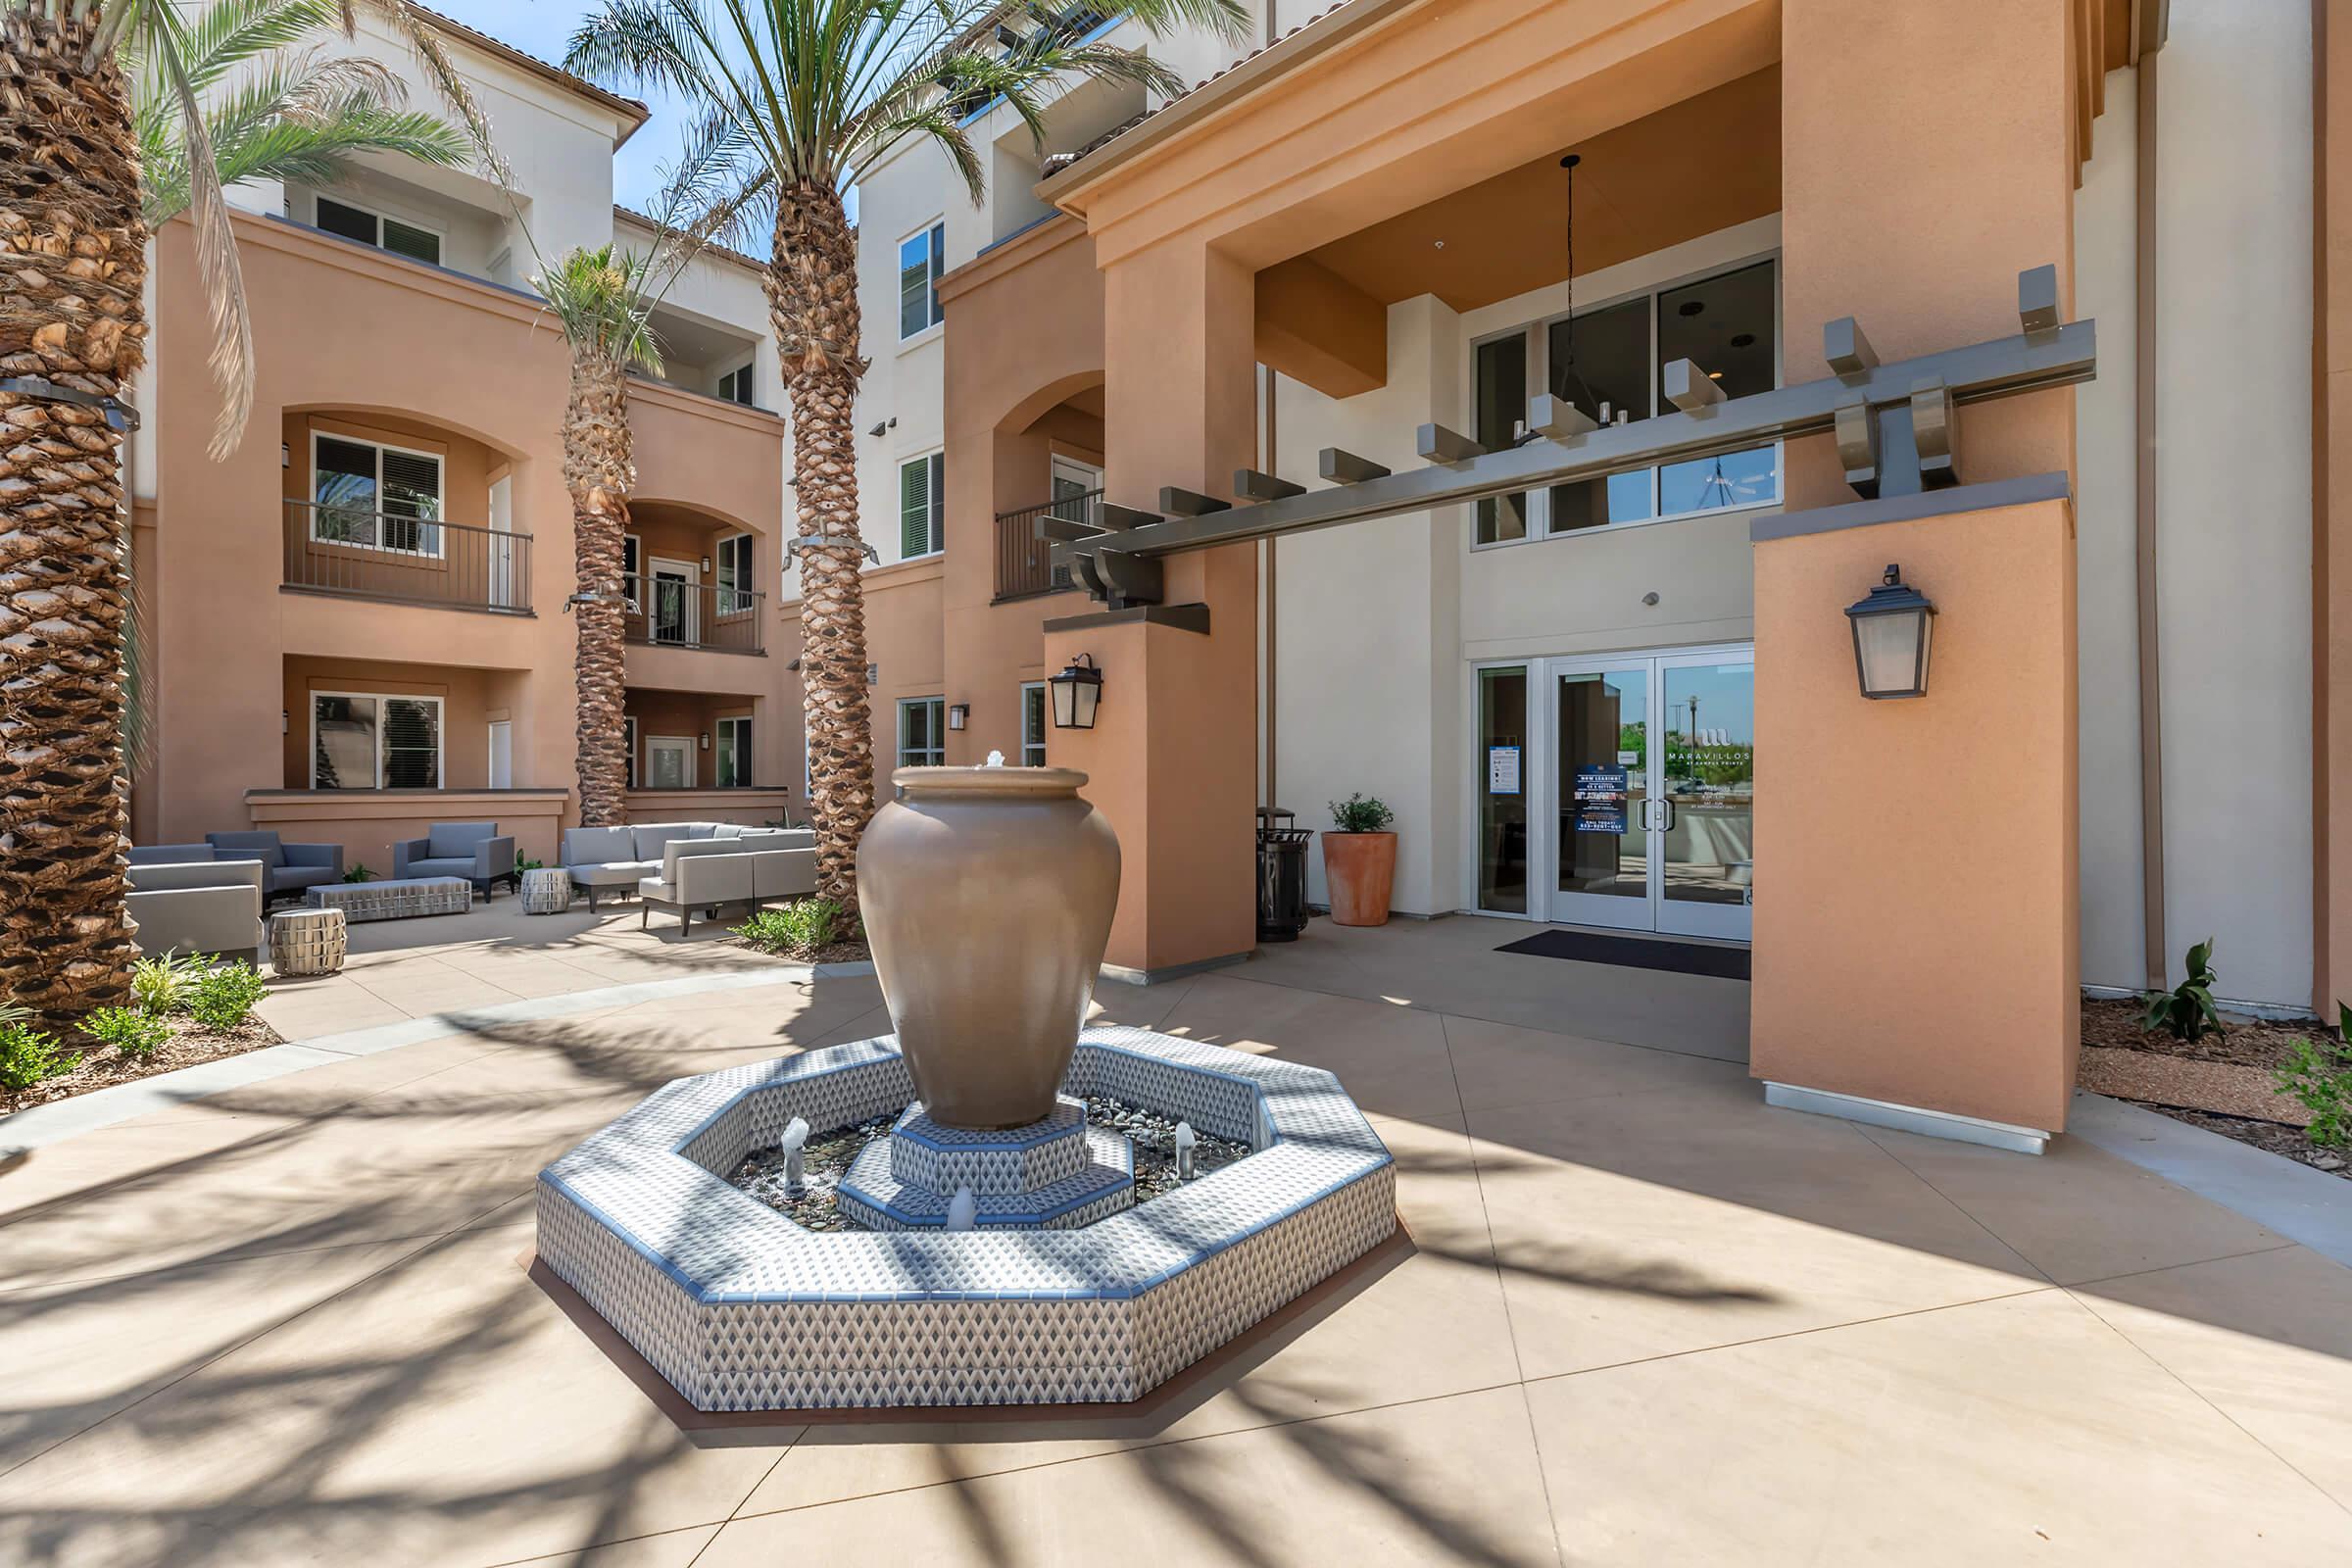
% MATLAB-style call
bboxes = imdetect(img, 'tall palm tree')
[567,0,1247,914]
[531,133,754,827]
[0,0,495,1026]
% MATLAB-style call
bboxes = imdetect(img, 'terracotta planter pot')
[858,766,1121,1129]
[1321,831,1396,927]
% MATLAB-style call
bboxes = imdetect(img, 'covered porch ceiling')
[1254,65,1782,397]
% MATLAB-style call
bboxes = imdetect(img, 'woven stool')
[270,906,346,976]
[518,866,574,915]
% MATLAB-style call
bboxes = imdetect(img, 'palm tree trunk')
[564,351,632,828]
[0,11,149,1025]
[767,183,873,911]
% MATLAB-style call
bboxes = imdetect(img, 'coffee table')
[303,876,470,923]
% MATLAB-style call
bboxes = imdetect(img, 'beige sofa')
[561,821,800,909]
[637,834,819,936]
[125,858,266,965]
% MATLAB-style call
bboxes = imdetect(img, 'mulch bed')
[2080,996,2348,1181]
[2,1014,283,1116]
[728,937,871,965]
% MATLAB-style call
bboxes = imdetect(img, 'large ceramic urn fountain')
[858,763,1120,1129]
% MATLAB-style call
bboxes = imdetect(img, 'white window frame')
[1020,681,1048,767]
[621,532,643,612]
[309,429,446,559]
[314,193,445,266]
[898,450,945,561]
[644,734,696,790]
[898,696,946,768]
[308,690,444,790]
[898,220,947,341]
[623,715,639,789]
[715,715,753,788]
[715,532,756,614]
[715,361,757,405]
[1466,252,1783,552]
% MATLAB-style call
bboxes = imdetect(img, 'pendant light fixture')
[1554,154,1601,420]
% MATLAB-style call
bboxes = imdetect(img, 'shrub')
[188,962,269,1030]
[341,863,376,883]
[1328,793,1396,834]
[2278,1004,2352,1150]
[2141,938,2223,1042]
[130,951,206,1016]
[516,857,545,873]
[85,1005,172,1058]
[0,1021,78,1095]
[734,899,847,956]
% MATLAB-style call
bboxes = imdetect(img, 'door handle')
[1658,798,1676,832]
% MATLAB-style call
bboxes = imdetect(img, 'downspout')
[1262,363,1279,810]
[2134,43,2169,992]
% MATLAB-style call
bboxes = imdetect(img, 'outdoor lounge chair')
[125,857,266,965]
[205,830,344,906]
[637,834,818,936]
[392,821,518,898]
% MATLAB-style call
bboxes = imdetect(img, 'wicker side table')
[518,866,573,915]
[270,906,347,976]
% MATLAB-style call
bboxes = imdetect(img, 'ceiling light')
[1730,332,1756,348]
[1678,300,1705,318]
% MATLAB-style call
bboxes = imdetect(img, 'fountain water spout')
[1174,1121,1197,1182]
[778,1116,810,1191]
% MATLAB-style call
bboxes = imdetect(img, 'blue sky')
[425,0,694,213]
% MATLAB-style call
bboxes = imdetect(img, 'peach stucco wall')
[143,213,781,860]
[1751,495,2081,1131]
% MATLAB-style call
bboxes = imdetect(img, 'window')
[312,432,442,555]
[899,452,945,559]
[716,716,753,787]
[622,533,642,611]
[310,692,442,789]
[1473,256,1780,547]
[898,697,946,768]
[716,363,756,405]
[715,533,755,612]
[623,715,639,788]
[1021,682,1047,766]
[899,221,946,338]
[316,195,441,265]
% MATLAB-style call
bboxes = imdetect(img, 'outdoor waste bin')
[1256,807,1311,942]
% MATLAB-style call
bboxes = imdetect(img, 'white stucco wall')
[2153,2,2315,1007]
[2073,66,2149,997]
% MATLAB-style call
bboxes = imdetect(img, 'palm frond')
[532,243,665,374]
[144,7,256,460]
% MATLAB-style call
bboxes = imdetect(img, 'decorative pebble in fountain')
[535,763,1396,1411]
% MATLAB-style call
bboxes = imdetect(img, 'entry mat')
[1494,927,1751,981]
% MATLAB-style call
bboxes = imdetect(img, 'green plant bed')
[729,898,870,964]
[0,958,284,1116]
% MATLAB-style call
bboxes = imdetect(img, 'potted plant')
[1322,793,1397,927]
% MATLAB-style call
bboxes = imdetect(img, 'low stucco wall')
[244,788,570,883]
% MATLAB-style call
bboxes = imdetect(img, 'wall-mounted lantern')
[1845,564,1936,700]
[1049,653,1102,730]
[947,704,968,731]
[700,555,713,574]
[699,731,711,751]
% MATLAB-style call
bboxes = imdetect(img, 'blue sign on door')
[1574,765,1630,834]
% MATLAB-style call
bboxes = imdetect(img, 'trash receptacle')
[1256,807,1311,942]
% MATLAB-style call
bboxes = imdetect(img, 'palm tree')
[531,135,753,827]
[0,0,495,1027]
[566,0,1247,914]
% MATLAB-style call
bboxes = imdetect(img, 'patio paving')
[1,907,2347,1564]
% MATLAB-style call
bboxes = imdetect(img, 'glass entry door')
[1479,647,1753,940]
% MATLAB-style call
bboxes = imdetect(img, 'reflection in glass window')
[1545,298,1655,533]
[1656,261,1778,515]
[1473,332,1529,544]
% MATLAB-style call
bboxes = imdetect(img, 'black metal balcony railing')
[994,488,1098,601]
[623,574,765,654]
[284,500,531,613]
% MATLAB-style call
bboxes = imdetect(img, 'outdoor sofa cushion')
[427,821,499,858]
[571,860,658,888]
[207,830,284,870]
[561,825,634,865]
[206,831,343,896]
[125,858,265,962]
[128,843,215,864]
[399,858,480,880]
[630,823,714,859]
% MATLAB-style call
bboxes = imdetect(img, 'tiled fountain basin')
[535,1025,1397,1410]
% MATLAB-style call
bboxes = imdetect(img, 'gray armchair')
[126,858,265,965]
[206,830,343,904]
[393,821,516,897]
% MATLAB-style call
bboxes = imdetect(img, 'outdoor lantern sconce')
[948,704,968,731]
[699,731,711,751]
[1049,654,1102,729]
[1845,564,1936,700]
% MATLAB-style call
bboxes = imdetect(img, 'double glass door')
[1477,648,1754,940]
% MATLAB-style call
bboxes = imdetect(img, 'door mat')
[1494,928,1750,981]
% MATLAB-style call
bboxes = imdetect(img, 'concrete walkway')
[1,910,2348,1564]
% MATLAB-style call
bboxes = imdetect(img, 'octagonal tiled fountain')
[536,763,1396,1411]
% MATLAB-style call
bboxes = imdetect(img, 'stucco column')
[1756,0,2082,1137]
[1046,240,1258,980]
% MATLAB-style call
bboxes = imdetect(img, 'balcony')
[993,489,1098,601]
[283,501,531,613]
[623,575,765,655]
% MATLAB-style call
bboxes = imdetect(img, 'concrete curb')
[2070,1090,2352,1269]
[0,960,878,1153]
